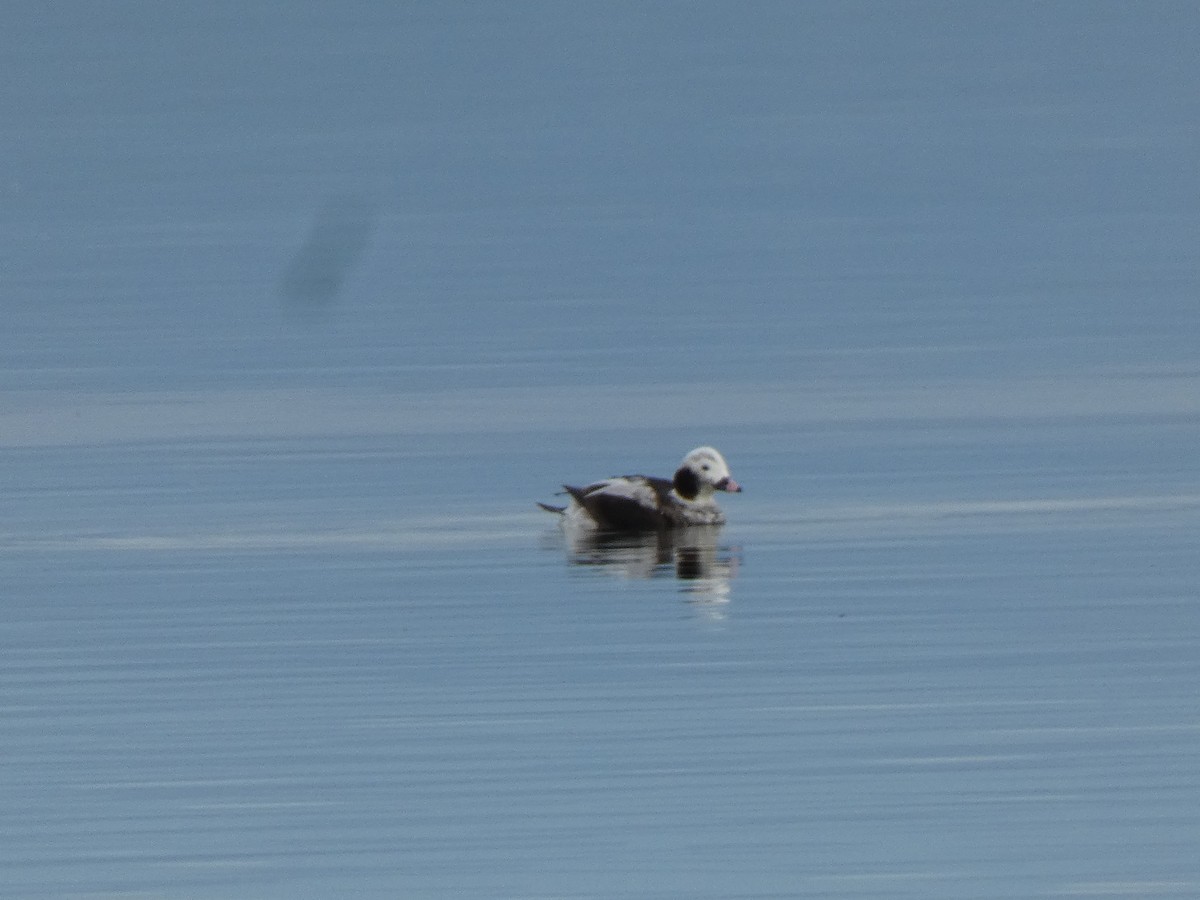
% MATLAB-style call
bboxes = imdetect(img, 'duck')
[539,446,742,531]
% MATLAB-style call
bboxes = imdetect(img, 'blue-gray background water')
[3,4,1198,897]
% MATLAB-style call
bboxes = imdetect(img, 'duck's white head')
[672,446,742,502]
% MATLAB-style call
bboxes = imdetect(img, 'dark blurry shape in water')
[549,525,740,603]
[280,196,377,315]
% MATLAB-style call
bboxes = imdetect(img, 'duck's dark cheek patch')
[673,467,699,500]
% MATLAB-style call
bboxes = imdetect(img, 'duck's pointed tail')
[537,502,567,514]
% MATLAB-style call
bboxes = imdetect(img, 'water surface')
[3,3,1199,897]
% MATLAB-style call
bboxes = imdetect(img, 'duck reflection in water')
[549,525,740,603]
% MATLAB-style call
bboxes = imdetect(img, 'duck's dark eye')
[701,464,710,471]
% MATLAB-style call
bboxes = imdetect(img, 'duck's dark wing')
[565,476,676,532]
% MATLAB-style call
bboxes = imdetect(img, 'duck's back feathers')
[564,476,678,531]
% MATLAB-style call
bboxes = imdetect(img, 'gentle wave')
[3,373,1198,447]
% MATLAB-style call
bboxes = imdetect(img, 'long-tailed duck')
[539,446,742,531]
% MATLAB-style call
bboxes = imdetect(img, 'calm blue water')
[3,4,1199,898]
